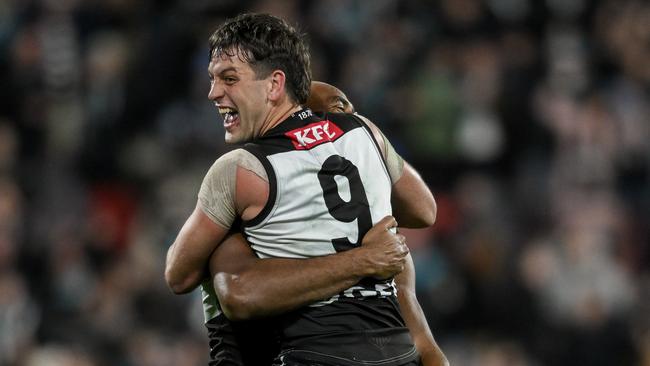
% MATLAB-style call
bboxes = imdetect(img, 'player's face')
[307,82,355,114]
[207,52,271,144]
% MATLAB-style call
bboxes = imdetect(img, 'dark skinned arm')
[210,216,408,321]
[391,162,436,228]
[396,254,449,366]
[355,114,436,228]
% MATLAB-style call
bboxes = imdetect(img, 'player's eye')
[330,104,344,113]
[224,76,237,85]
[332,100,345,112]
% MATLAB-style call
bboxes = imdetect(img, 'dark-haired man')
[201,81,448,365]
[166,13,444,365]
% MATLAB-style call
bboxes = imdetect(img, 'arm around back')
[353,114,436,229]
[210,216,409,321]
[391,162,436,228]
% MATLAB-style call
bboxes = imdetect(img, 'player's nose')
[208,80,225,101]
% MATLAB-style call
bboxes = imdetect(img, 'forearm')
[210,232,385,320]
[399,289,448,366]
[397,255,449,366]
[165,204,228,294]
[165,244,204,294]
[212,216,406,321]
[213,250,366,320]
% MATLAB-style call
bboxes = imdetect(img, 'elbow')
[220,297,254,321]
[410,197,437,228]
[165,267,198,295]
[214,273,259,321]
[422,197,437,227]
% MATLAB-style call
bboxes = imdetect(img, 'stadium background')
[0,0,648,365]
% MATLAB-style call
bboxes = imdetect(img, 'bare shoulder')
[206,149,267,181]
[227,150,269,221]
[199,148,268,223]
[211,148,257,170]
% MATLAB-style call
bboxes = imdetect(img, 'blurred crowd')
[0,0,648,365]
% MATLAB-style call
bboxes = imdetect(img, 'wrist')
[341,247,375,278]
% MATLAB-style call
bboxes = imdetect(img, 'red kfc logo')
[285,120,344,150]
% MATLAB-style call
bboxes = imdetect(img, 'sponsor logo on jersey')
[368,334,392,349]
[285,120,344,150]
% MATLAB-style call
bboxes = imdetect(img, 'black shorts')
[206,314,278,366]
[269,296,420,366]
[271,328,420,366]
[274,356,420,366]
[273,351,421,366]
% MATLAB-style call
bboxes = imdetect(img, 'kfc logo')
[286,120,343,150]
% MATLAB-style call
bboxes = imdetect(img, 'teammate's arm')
[391,162,437,228]
[210,216,407,321]
[396,255,450,366]
[356,115,436,228]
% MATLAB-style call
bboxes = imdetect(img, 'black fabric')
[273,347,420,366]
[272,297,417,365]
[272,323,420,366]
[251,108,366,151]
[279,297,407,341]
[206,314,278,366]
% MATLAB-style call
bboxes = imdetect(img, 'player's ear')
[267,70,286,102]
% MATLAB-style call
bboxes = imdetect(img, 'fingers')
[396,233,408,254]
[378,215,398,231]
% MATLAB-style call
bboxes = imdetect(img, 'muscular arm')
[392,162,436,228]
[211,216,408,321]
[165,150,267,294]
[355,114,436,229]
[396,255,449,366]
[165,204,229,294]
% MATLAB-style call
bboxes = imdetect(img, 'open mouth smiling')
[218,106,239,129]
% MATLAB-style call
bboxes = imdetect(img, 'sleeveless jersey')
[243,109,394,302]
[240,109,418,365]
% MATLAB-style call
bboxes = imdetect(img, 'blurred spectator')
[0,0,648,365]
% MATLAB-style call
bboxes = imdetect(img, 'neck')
[260,102,302,136]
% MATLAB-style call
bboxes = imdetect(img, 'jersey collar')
[259,107,322,138]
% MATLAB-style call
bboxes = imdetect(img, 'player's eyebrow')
[330,96,349,105]
[209,66,238,79]
[217,67,237,76]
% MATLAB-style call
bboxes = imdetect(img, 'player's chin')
[224,131,243,144]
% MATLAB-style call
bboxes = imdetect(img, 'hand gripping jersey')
[239,109,418,365]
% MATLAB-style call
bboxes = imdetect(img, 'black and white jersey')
[243,108,395,304]
[241,109,418,365]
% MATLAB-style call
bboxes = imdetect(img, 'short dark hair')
[209,13,311,104]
